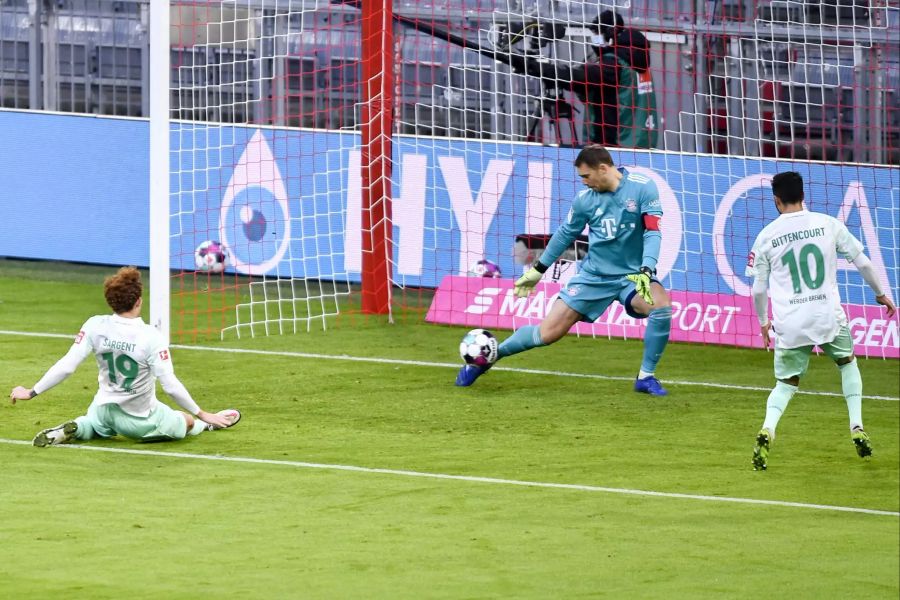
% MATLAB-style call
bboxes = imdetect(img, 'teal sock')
[498,325,545,359]
[839,359,864,429]
[188,419,207,436]
[640,306,671,374]
[74,415,95,440]
[762,381,797,434]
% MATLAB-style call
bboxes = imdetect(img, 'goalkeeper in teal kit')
[456,145,673,396]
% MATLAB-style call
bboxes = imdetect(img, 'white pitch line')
[0,438,896,517]
[2,329,898,401]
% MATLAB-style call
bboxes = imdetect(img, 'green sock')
[839,359,864,429]
[762,381,797,435]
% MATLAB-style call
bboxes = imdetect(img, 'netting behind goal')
[160,0,899,358]
[166,1,364,340]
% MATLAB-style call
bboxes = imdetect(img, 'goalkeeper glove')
[626,267,655,305]
[514,267,544,298]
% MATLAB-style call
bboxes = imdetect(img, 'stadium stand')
[0,0,34,109]
[0,0,896,164]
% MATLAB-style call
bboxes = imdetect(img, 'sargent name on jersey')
[101,339,136,353]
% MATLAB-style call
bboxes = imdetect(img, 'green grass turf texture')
[0,259,898,598]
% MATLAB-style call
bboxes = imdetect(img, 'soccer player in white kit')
[745,172,895,470]
[9,267,241,446]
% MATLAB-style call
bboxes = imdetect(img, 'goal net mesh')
[166,0,898,358]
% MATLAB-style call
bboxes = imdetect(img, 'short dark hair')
[771,171,805,204]
[104,266,142,314]
[574,145,615,168]
[598,10,623,43]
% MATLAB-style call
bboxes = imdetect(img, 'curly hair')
[104,267,143,314]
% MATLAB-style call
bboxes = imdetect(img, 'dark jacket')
[508,50,620,145]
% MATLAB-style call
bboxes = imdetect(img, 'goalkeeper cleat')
[455,364,491,387]
[207,409,242,431]
[33,421,78,448]
[634,375,668,396]
[851,428,873,459]
[752,428,772,471]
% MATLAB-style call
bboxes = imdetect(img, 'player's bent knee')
[835,356,854,366]
[650,292,672,309]
[652,297,672,309]
[181,412,195,430]
[649,283,672,308]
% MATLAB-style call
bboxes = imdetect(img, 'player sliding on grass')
[456,144,673,395]
[746,171,896,470]
[8,266,241,446]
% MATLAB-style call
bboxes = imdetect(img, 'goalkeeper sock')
[498,325,545,359]
[188,419,208,436]
[838,358,864,429]
[640,306,671,374]
[762,381,797,434]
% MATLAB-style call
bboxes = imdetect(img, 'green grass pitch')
[0,259,897,598]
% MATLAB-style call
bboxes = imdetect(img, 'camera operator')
[612,22,658,149]
[506,10,658,149]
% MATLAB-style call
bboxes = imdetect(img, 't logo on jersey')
[74,331,85,344]
[599,218,618,239]
[159,349,170,361]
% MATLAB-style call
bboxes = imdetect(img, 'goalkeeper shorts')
[557,272,659,322]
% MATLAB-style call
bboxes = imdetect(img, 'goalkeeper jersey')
[745,210,864,349]
[36,314,175,417]
[539,168,662,277]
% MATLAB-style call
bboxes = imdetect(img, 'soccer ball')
[459,328,499,367]
[194,240,229,273]
[468,259,501,278]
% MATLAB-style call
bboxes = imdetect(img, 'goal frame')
[149,0,396,344]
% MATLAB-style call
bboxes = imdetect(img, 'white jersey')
[745,210,864,349]
[62,314,174,417]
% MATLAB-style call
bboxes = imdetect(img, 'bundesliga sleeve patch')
[159,349,170,361]
[747,251,755,268]
[74,331,85,344]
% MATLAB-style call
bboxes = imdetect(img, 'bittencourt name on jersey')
[769,226,825,249]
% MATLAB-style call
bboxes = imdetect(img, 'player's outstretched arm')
[9,386,36,404]
[195,409,233,429]
[9,341,91,404]
[852,254,896,317]
[157,371,233,429]
[875,294,896,317]
[751,276,773,348]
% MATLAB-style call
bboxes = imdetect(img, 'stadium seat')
[171,47,211,121]
[210,47,257,124]
[47,0,146,116]
[397,60,447,136]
